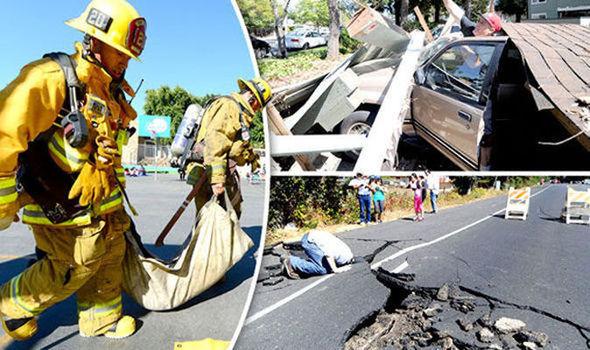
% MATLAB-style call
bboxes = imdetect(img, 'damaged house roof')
[503,23,590,140]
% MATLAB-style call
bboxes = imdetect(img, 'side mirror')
[414,67,426,86]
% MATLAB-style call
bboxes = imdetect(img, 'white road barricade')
[505,187,531,220]
[563,187,590,225]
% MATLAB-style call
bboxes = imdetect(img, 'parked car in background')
[318,27,330,40]
[250,35,272,59]
[285,30,327,50]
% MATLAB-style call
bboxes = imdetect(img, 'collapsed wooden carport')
[502,23,590,150]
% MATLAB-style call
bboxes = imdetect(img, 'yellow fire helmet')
[237,78,272,108]
[66,0,147,60]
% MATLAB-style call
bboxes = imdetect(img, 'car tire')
[337,109,375,162]
[303,43,310,50]
[255,48,264,59]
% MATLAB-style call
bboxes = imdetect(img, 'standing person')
[186,78,272,217]
[409,174,424,222]
[442,0,502,38]
[282,230,354,279]
[419,175,427,203]
[0,0,146,340]
[349,173,372,225]
[371,176,386,223]
[425,170,441,214]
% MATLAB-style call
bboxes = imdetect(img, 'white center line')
[372,184,552,269]
[391,260,409,273]
[245,185,553,326]
[244,274,333,325]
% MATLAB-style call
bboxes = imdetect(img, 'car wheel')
[255,48,264,59]
[302,43,310,50]
[337,109,375,162]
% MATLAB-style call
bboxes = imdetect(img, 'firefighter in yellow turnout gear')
[187,78,272,216]
[0,0,146,340]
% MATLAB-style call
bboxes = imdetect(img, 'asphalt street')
[237,184,590,349]
[0,174,265,350]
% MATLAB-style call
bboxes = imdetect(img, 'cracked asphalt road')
[0,175,264,350]
[237,184,590,349]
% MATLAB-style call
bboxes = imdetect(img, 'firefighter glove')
[68,162,114,206]
[95,135,120,169]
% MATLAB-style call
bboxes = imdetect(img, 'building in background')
[121,115,172,168]
[528,0,590,22]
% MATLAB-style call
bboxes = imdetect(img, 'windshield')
[418,37,453,66]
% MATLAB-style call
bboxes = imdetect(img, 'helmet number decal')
[127,18,147,57]
[86,8,113,33]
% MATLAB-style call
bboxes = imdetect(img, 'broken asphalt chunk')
[513,330,549,347]
[477,328,495,343]
[436,283,450,301]
[494,317,526,334]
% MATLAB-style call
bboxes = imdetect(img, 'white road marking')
[245,185,553,326]
[244,275,333,326]
[392,260,409,273]
[371,184,552,269]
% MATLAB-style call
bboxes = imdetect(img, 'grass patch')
[259,47,327,80]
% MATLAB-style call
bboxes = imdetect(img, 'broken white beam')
[354,31,425,173]
[284,55,357,129]
[271,134,366,156]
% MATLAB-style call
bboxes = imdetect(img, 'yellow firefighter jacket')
[0,43,135,226]
[195,94,258,184]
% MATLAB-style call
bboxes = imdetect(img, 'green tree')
[236,0,275,30]
[496,0,527,22]
[268,177,350,229]
[143,86,265,148]
[249,112,265,148]
[143,86,211,144]
[293,0,330,28]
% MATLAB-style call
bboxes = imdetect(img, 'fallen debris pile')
[345,275,551,349]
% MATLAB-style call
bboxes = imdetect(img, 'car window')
[425,44,495,103]
[418,38,452,65]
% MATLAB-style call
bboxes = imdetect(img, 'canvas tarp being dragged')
[122,193,254,311]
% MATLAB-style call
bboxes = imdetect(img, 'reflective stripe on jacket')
[22,187,124,226]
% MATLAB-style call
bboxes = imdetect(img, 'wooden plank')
[266,103,315,171]
[413,7,434,43]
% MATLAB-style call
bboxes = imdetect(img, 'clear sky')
[0,1,256,114]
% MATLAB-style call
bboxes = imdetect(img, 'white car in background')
[285,30,327,50]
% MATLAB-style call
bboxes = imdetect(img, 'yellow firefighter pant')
[190,163,243,218]
[0,209,129,336]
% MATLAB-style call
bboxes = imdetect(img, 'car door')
[412,42,500,169]
[307,32,318,47]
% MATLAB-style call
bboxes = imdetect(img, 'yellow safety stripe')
[21,185,122,226]
[0,177,17,205]
[115,167,126,183]
[116,130,129,151]
[47,132,88,172]
[22,204,92,227]
[97,188,123,215]
[10,275,42,315]
[78,295,122,317]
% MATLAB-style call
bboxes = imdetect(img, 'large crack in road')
[343,268,590,349]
